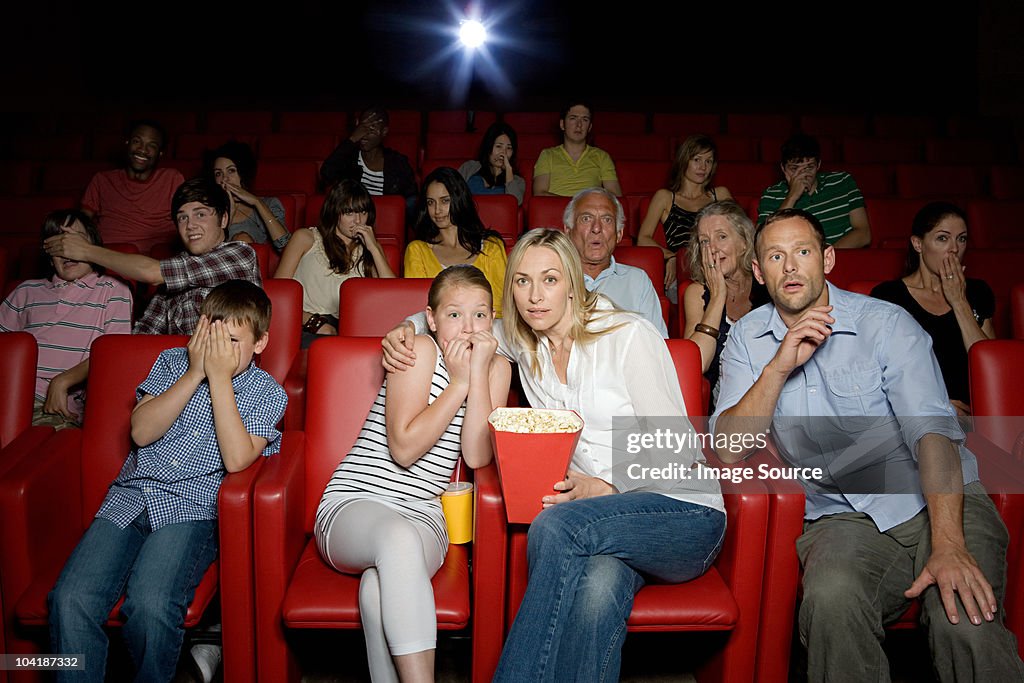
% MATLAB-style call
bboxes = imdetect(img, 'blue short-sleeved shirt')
[710,283,978,531]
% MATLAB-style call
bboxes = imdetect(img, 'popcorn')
[488,408,583,433]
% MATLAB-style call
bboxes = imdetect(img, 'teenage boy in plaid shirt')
[44,176,261,335]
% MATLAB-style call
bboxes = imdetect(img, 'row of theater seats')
[5,109,1016,146]
[1,325,1022,683]
[2,205,1024,346]
[3,132,1017,176]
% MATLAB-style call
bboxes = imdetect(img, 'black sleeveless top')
[870,278,994,404]
[701,279,771,413]
[663,189,718,252]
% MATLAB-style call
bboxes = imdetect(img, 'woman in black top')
[637,135,733,298]
[871,201,994,415]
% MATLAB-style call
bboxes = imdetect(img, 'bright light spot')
[459,20,486,48]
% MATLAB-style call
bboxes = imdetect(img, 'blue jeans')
[48,509,218,683]
[494,492,726,683]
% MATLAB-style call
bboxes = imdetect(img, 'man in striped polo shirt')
[757,133,872,248]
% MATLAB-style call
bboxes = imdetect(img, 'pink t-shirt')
[81,167,185,254]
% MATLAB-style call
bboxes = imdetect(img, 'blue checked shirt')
[710,282,979,532]
[96,347,288,530]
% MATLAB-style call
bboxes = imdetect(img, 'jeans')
[48,509,218,683]
[494,492,726,683]
[797,481,1024,682]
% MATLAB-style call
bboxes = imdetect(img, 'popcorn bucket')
[488,407,584,524]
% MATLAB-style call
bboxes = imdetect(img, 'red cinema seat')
[0,332,38,450]
[527,195,570,230]
[0,331,56,678]
[926,138,999,165]
[260,278,303,387]
[252,336,507,682]
[257,134,337,161]
[591,134,671,161]
[0,161,37,195]
[990,166,1024,200]
[474,194,520,246]
[871,115,942,138]
[377,109,422,135]
[175,133,258,160]
[517,133,561,161]
[383,133,421,172]
[500,339,769,682]
[714,163,779,197]
[419,158,462,182]
[427,110,497,133]
[798,114,868,138]
[38,161,113,195]
[0,334,266,682]
[966,199,1024,249]
[970,339,1024,457]
[651,113,722,137]
[614,245,670,329]
[966,248,1024,338]
[1013,283,1024,340]
[596,111,647,134]
[206,111,274,135]
[714,136,760,163]
[826,248,904,290]
[864,198,925,248]
[251,160,319,197]
[838,163,895,198]
[616,160,672,195]
[841,137,924,165]
[502,111,558,134]
[11,134,86,161]
[337,277,433,337]
[278,111,348,135]
[725,113,796,137]
[425,132,479,161]
[895,164,986,200]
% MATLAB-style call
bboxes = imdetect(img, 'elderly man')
[711,208,1023,682]
[562,187,667,337]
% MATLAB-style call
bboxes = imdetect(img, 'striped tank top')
[315,339,464,548]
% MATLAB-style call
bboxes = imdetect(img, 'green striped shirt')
[757,171,865,244]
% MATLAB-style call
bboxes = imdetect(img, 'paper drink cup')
[441,481,474,544]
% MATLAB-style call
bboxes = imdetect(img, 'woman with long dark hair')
[275,180,396,347]
[457,122,526,205]
[871,201,995,414]
[404,167,508,316]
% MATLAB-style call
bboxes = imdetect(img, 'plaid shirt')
[96,347,287,531]
[133,241,261,335]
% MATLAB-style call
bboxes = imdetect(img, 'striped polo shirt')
[757,170,865,244]
[0,272,133,407]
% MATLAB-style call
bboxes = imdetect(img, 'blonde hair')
[503,229,624,377]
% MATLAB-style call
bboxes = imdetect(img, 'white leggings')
[318,499,446,683]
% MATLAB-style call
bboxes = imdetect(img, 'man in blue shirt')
[48,280,288,683]
[710,209,1023,681]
